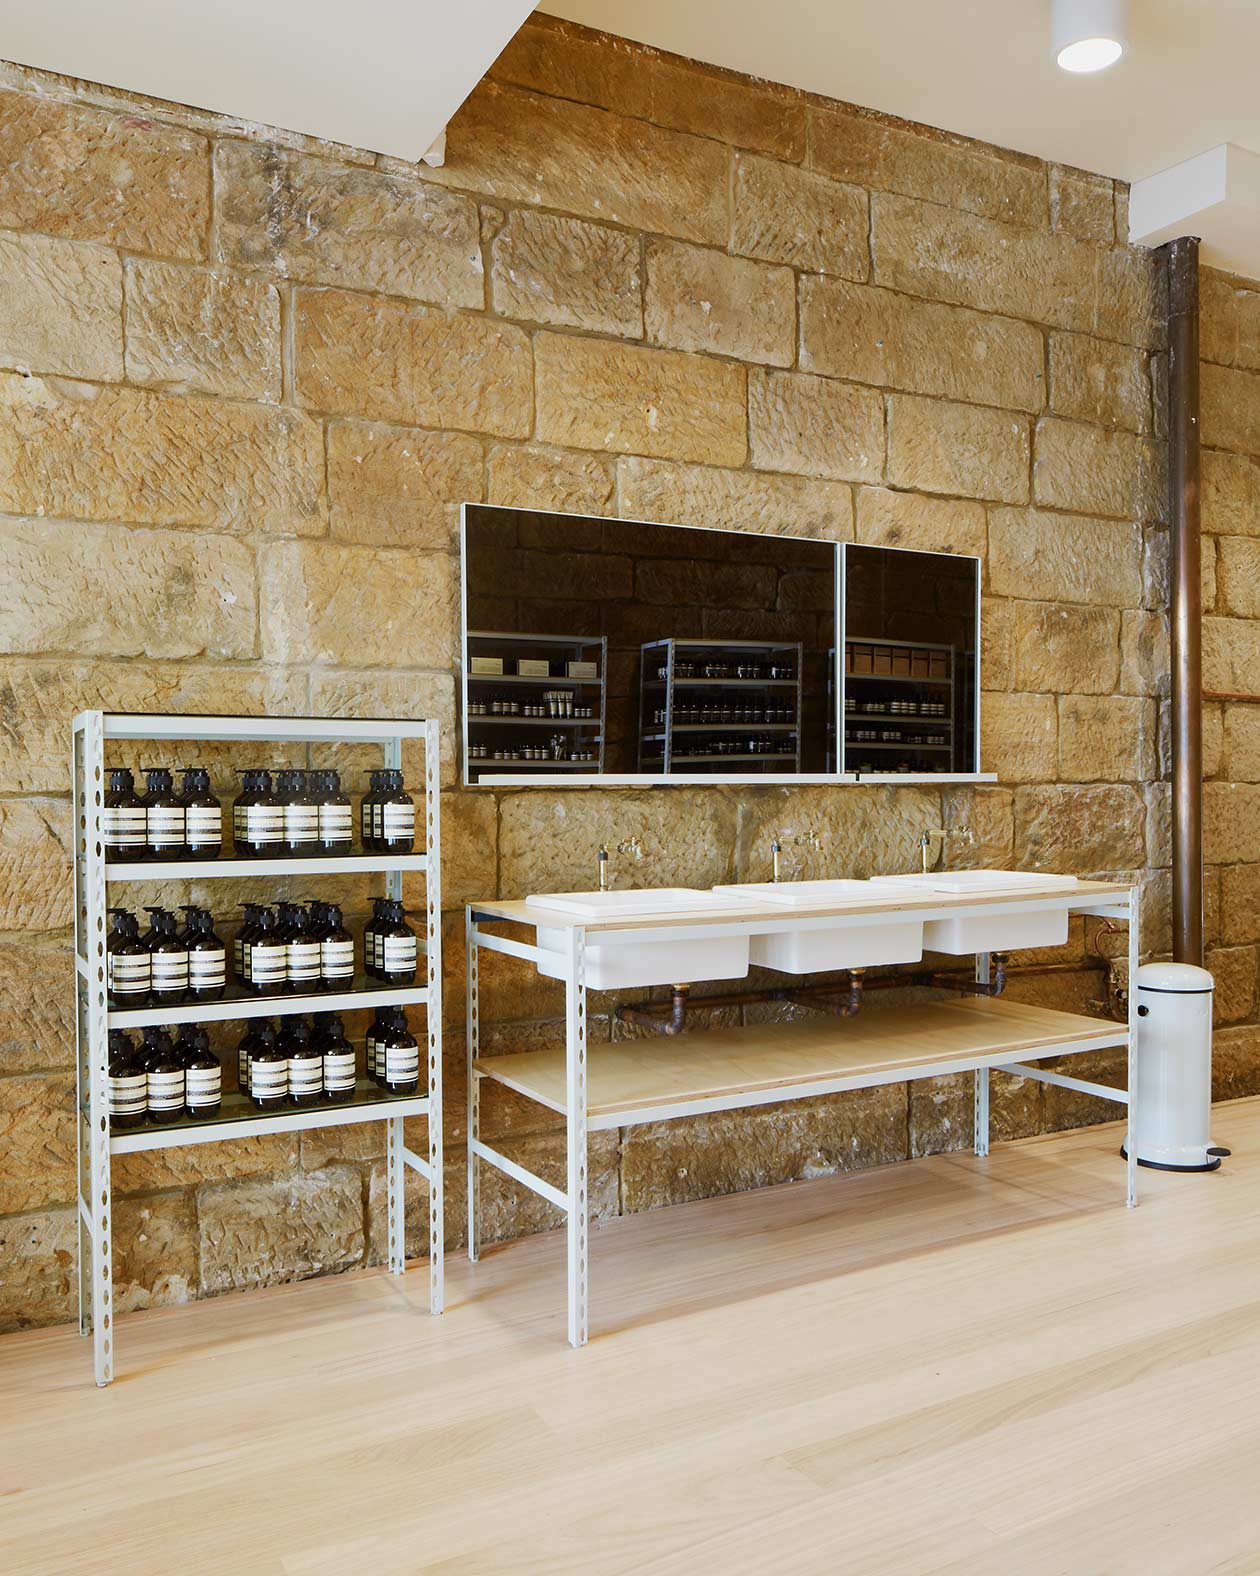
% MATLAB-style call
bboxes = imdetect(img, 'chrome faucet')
[918,825,973,875]
[771,828,821,883]
[598,836,643,891]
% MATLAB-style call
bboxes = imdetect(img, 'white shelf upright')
[72,712,443,1387]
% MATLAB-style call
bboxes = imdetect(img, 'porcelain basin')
[867,870,1075,953]
[711,880,923,976]
[527,888,751,990]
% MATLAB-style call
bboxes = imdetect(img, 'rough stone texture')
[988,509,1142,607]
[198,1167,365,1294]
[1049,166,1115,244]
[620,457,853,541]
[1222,706,1260,782]
[1204,616,1260,693]
[1215,536,1260,619]
[0,1072,75,1213]
[1014,603,1121,694]
[0,799,73,931]
[327,422,482,549]
[0,230,123,380]
[811,108,1045,228]
[645,239,795,366]
[1203,449,1260,537]
[980,692,1058,783]
[491,208,642,336]
[1057,694,1156,782]
[1033,417,1163,521]
[111,1133,299,1195]
[749,367,882,482]
[731,152,868,279]
[0,518,257,659]
[887,394,1029,503]
[1048,332,1150,433]
[0,945,73,1073]
[215,140,483,307]
[425,79,730,246]
[1221,864,1260,945]
[854,487,986,558]
[800,275,1044,413]
[113,1193,199,1313]
[487,444,614,515]
[535,332,747,465]
[1014,784,1146,873]
[1205,783,1260,867]
[124,259,281,400]
[0,1208,77,1331]
[1202,361,1260,456]
[0,372,324,532]
[260,541,455,668]
[0,88,209,256]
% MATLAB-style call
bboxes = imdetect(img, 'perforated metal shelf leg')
[565,928,589,1349]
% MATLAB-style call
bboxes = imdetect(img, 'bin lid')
[1136,961,1214,993]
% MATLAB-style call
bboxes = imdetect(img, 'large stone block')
[735,783,944,880]
[1212,1023,1260,1101]
[854,487,986,557]
[488,445,614,515]
[748,367,882,483]
[941,786,1015,868]
[982,596,1015,690]
[1049,166,1115,243]
[1200,268,1260,373]
[1205,783,1260,866]
[988,508,1142,607]
[198,1166,364,1294]
[872,193,1094,334]
[1095,246,1166,352]
[0,88,208,257]
[980,691,1058,782]
[0,230,122,381]
[308,669,457,787]
[1048,332,1150,433]
[1119,608,1169,697]
[490,208,641,336]
[260,541,455,669]
[800,275,1044,413]
[1206,945,1258,1026]
[214,140,482,307]
[0,799,71,930]
[1222,705,1260,782]
[0,518,257,660]
[113,1192,199,1314]
[327,421,482,549]
[1203,449,1260,538]
[490,16,806,161]
[0,373,324,533]
[424,79,730,246]
[810,108,1046,228]
[1220,863,1260,945]
[886,394,1029,503]
[1033,417,1163,521]
[619,457,853,541]
[0,942,73,1073]
[1014,603,1121,694]
[0,1071,75,1213]
[1215,536,1260,619]
[1204,617,1260,693]
[111,1132,299,1195]
[295,288,532,435]
[535,333,747,466]
[1057,694,1156,782]
[1202,361,1260,456]
[0,1207,77,1331]
[124,259,282,401]
[731,152,868,278]
[1014,784,1145,872]
[645,238,795,366]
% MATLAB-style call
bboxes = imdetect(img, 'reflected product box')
[566,660,598,678]
[516,659,551,677]
[469,656,503,676]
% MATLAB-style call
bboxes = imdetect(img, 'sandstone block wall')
[1,12,1252,1331]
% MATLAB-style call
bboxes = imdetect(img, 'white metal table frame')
[72,711,444,1387]
[466,886,1139,1348]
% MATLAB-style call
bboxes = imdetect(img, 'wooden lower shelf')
[475,998,1127,1124]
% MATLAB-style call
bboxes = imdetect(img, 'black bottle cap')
[107,767,135,791]
[181,766,211,791]
[142,766,173,791]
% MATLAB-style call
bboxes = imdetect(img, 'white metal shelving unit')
[72,712,443,1387]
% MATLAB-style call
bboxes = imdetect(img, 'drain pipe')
[1163,236,1204,966]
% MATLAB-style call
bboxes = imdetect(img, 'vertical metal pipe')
[1163,236,1203,965]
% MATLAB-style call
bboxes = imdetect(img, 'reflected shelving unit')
[842,637,958,776]
[71,711,443,1387]
[637,639,803,773]
[464,632,606,783]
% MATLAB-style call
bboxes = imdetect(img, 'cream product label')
[233,936,246,976]
[319,804,352,839]
[382,936,417,972]
[238,1044,251,1088]
[109,1072,147,1115]
[381,803,415,839]
[322,1049,356,1091]
[146,1068,185,1111]
[244,805,284,844]
[185,806,221,845]
[284,804,319,843]
[189,949,226,990]
[367,929,380,972]
[360,801,373,840]
[383,1044,420,1082]
[108,953,150,993]
[320,939,354,979]
[251,1059,287,1098]
[186,1065,221,1105]
[371,801,384,841]
[103,807,147,847]
[288,1057,322,1096]
[150,952,189,992]
[286,940,321,985]
[249,942,287,986]
[365,1032,377,1077]
[147,806,185,847]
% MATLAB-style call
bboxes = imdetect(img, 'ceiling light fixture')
[1051,0,1129,72]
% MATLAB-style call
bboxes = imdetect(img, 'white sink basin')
[527,888,751,990]
[712,880,923,976]
[868,870,1075,953]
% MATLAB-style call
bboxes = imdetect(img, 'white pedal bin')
[1129,961,1229,1172]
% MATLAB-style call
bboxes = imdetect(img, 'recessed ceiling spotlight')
[1051,0,1129,71]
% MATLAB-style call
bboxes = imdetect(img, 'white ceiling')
[549,0,1260,187]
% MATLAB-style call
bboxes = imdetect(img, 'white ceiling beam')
[1130,144,1260,276]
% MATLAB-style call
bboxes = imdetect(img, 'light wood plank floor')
[4,1099,1260,1576]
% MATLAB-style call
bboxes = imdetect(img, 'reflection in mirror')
[461,505,838,783]
[840,544,980,776]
